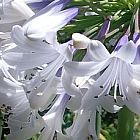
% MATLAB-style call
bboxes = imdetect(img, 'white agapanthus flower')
[64,33,140,115]
[0,0,77,111]
[62,70,122,140]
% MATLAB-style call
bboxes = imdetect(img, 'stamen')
[31,73,35,76]
[29,77,33,80]
[120,94,124,97]
[100,85,103,88]
[34,86,37,90]
[26,91,31,94]
[42,40,50,44]
[24,75,27,79]
[113,81,118,103]
[41,79,46,82]
[94,95,99,98]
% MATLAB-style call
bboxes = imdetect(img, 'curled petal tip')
[72,33,90,49]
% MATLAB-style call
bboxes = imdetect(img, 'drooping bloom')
[64,33,140,115]
[1,0,78,111]
[62,68,122,140]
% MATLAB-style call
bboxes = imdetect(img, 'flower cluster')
[0,0,140,140]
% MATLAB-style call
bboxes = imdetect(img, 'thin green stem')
[116,106,134,140]
[96,106,101,138]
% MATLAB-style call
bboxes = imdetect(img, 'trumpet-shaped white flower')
[62,70,122,140]
[1,0,77,111]
[64,33,140,115]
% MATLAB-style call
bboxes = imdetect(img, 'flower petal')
[11,25,56,52]
[2,51,59,70]
[84,40,111,61]
[125,79,140,115]
[64,59,110,77]
[100,95,122,113]
[115,41,136,63]
[23,8,78,40]
[114,35,128,51]
[27,0,70,17]
[11,0,34,19]
[69,109,91,140]
[8,115,45,140]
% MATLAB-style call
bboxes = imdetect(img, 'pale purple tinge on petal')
[56,67,62,77]
[133,32,140,64]
[23,7,78,40]
[133,45,140,64]
[27,0,50,11]
[24,0,71,25]
[114,35,129,51]
[96,17,111,41]
[28,0,70,11]
[133,32,140,44]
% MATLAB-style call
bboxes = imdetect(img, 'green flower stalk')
[117,106,134,140]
